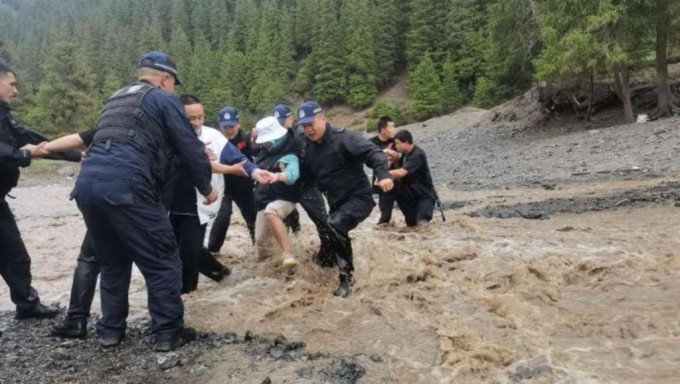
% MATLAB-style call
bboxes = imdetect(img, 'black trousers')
[0,199,41,311]
[65,220,226,322]
[323,194,374,274]
[208,188,256,252]
[377,190,397,223]
[74,177,183,341]
[396,195,435,227]
[66,233,99,321]
[298,187,335,260]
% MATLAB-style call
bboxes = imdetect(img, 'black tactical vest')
[92,83,178,197]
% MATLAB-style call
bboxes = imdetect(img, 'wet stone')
[157,354,181,370]
[49,347,71,361]
[274,334,288,346]
[285,341,305,352]
[244,330,254,342]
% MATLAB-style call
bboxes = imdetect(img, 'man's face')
[184,103,204,132]
[394,138,408,154]
[384,122,396,139]
[0,72,18,104]
[222,122,240,140]
[303,114,326,143]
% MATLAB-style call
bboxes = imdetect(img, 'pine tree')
[486,0,542,95]
[406,0,448,67]
[408,53,444,121]
[372,0,402,86]
[446,0,489,98]
[26,38,99,135]
[170,0,192,43]
[167,26,193,76]
[441,58,463,112]
[101,72,123,102]
[341,0,378,107]
[313,0,347,104]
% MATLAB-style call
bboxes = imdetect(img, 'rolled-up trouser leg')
[0,199,40,311]
[208,193,233,253]
[327,195,375,274]
[66,232,101,321]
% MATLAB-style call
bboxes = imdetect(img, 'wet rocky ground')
[0,311,367,384]
[403,111,680,191]
[466,181,680,219]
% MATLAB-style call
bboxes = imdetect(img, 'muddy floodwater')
[2,174,679,383]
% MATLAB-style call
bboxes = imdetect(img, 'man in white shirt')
[174,94,230,291]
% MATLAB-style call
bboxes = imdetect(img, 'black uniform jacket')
[303,123,390,205]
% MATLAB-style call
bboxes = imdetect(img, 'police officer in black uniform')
[0,60,80,320]
[298,101,393,297]
[271,104,336,267]
[207,107,257,253]
[71,52,217,351]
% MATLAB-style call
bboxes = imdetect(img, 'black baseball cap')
[139,51,182,85]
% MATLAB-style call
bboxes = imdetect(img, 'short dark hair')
[377,116,393,132]
[0,60,16,78]
[394,130,413,144]
[180,94,201,105]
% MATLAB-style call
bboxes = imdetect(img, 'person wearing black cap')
[272,104,335,267]
[70,51,217,351]
[297,101,394,297]
[207,106,257,253]
[0,60,81,321]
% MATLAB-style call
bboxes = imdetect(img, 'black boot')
[98,331,125,348]
[155,327,197,352]
[333,273,355,298]
[16,303,58,320]
[52,318,87,339]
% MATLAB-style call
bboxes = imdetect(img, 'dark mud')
[0,311,365,384]
[468,181,680,219]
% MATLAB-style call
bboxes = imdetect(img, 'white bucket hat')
[255,116,288,144]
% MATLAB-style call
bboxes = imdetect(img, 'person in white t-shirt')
[174,94,230,291]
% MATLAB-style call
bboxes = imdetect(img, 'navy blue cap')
[297,101,323,125]
[139,51,182,85]
[273,104,293,126]
[219,107,239,127]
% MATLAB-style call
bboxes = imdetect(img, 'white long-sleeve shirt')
[196,125,227,225]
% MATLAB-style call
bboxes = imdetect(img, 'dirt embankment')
[1,98,680,383]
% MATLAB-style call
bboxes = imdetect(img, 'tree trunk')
[586,71,594,120]
[615,66,635,123]
[655,0,676,116]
